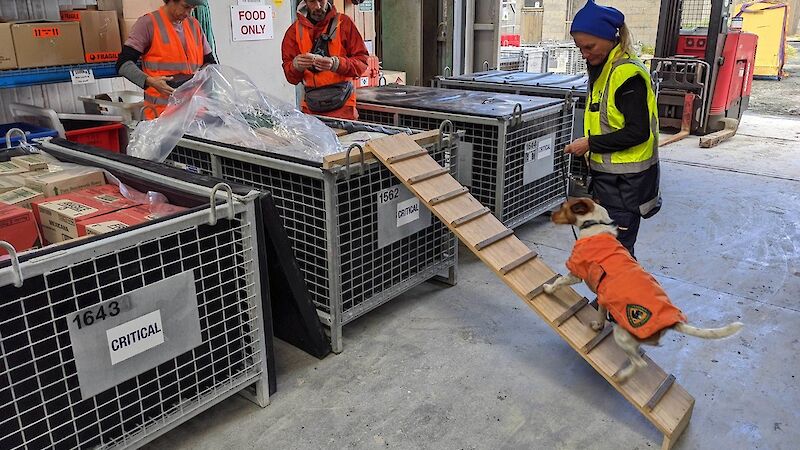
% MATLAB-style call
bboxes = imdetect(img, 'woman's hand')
[565,137,590,156]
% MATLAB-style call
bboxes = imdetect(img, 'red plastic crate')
[65,122,124,153]
[501,34,521,47]
[355,55,381,88]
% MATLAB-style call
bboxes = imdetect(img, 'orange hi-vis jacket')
[142,7,204,119]
[295,13,357,119]
[566,233,686,339]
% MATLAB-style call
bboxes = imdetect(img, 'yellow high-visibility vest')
[585,45,659,174]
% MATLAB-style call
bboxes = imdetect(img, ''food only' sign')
[231,5,274,42]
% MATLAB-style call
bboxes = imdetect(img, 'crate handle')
[5,128,27,149]
[0,241,24,287]
[208,183,235,226]
[344,143,365,179]
[483,60,491,72]
[512,103,523,127]
[437,120,454,153]
[443,66,452,77]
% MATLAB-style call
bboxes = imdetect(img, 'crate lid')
[445,70,589,93]
[356,85,564,118]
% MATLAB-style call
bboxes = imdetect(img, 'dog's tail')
[674,322,744,339]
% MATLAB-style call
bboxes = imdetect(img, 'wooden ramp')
[366,133,695,450]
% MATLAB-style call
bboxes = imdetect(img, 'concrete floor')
[145,113,800,450]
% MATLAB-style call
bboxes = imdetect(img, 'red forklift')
[653,0,758,140]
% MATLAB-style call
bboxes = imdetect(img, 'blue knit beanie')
[570,0,625,41]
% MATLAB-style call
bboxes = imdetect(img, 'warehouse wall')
[542,0,661,48]
[209,0,296,104]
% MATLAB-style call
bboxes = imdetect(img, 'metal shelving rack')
[0,62,120,89]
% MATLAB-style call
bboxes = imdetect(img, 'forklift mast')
[652,0,757,135]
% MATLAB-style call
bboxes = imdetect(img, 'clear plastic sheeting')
[127,65,339,163]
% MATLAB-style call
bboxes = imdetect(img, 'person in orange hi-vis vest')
[116,0,216,120]
[281,0,369,120]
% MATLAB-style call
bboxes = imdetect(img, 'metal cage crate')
[0,139,272,450]
[165,125,459,354]
[355,85,572,228]
[433,71,590,196]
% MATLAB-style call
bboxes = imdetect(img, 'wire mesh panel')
[0,144,269,450]
[356,103,571,228]
[167,134,458,353]
[681,0,714,28]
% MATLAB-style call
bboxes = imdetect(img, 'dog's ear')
[570,199,594,216]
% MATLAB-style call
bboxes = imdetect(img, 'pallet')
[366,133,695,450]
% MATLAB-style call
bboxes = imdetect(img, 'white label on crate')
[360,77,370,87]
[70,69,96,85]
[377,184,432,249]
[537,135,554,160]
[396,198,421,227]
[359,0,374,12]
[523,133,556,185]
[231,5,274,41]
[106,310,165,365]
[68,271,202,399]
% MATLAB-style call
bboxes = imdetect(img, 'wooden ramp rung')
[387,147,427,163]
[451,207,491,227]
[582,324,613,353]
[409,167,449,184]
[553,297,589,327]
[646,374,676,412]
[430,186,469,205]
[499,250,539,275]
[475,229,514,251]
[525,274,560,301]
[366,133,695,450]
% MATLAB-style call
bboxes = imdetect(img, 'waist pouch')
[305,82,354,113]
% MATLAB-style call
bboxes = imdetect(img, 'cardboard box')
[119,17,137,42]
[25,167,105,197]
[98,0,162,19]
[0,161,27,176]
[60,9,121,62]
[381,70,407,85]
[11,22,84,68]
[32,185,140,242]
[0,23,18,70]
[79,202,187,236]
[0,187,45,209]
[0,204,41,255]
[0,175,27,194]
[10,154,50,171]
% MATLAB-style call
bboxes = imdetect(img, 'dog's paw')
[590,320,604,331]
[543,284,556,294]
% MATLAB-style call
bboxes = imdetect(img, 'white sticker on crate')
[68,271,202,399]
[106,310,165,365]
[396,197,420,227]
[377,184,432,249]
[523,133,556,185]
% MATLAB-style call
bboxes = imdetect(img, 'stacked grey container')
[0,140,271,450]
[355,85,572,228]
[434,71,590,195]
[165,123,459,353]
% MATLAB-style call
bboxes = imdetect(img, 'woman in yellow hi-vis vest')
[565,0,662,257]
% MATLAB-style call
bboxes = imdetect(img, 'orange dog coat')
[566,233,686,339]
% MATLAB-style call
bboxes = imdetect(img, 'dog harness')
[565,233,686,339]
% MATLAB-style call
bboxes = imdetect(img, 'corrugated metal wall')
[0,0,141,123]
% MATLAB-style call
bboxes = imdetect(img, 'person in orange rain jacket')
[116,0,215,120]
[281,0,369,120]
[566,232,686,340]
